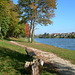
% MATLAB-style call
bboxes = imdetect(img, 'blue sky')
[13,0,75,35]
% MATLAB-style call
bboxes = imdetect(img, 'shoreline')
[34,38,75,51]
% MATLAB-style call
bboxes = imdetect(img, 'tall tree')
[7,1,20,37]
[0,0,21,38]
[18,0,57,43]
[0,0,10,26]
[0,0,11,38]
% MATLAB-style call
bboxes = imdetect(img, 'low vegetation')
[7,38,75,64]
[0,40,27,75]
[0,39,58,75]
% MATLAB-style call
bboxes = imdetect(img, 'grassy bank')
[0,39,58,75]
[0,40,27,75]
[6,37,75,64]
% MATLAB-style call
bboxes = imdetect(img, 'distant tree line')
[39,33,51,38]
[38,32,75,38]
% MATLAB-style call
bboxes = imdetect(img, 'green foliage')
[18,0,57,43]
[13,24,25,38]
[6,1,19,37]
[0,0,25,38]
[39,33,51,38]
[18,0,57,25]
[0,0,10,26]
[1,17,10,38]
[73,34,75,38]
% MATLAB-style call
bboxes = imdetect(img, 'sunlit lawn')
[0,40,32,75]
[7,37,75,64]
[0,39,58,75]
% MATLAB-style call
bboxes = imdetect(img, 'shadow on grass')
[43,62,59,75]
[0,46,33,75]
[0,46,59,75]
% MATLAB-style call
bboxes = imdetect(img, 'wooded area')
[0,0,57,43]
[0,0,25,39]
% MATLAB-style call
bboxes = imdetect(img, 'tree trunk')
[31,0,36,43]
[31,21,35,43]
[29,29,32,42]
[29,20,32,43]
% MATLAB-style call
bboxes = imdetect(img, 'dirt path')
[10,41,75,75]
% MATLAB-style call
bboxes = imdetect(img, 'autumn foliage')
[18,0,57,42]
[24,23,29,37]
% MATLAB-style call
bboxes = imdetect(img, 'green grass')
[0,39,58,75]
[7,37,75,64]
[0,41,33,75]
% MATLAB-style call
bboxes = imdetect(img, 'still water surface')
[34,38,75,50]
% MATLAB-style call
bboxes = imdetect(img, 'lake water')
[34,38,75,50]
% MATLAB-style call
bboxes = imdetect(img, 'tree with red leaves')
[24,23,29,37]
